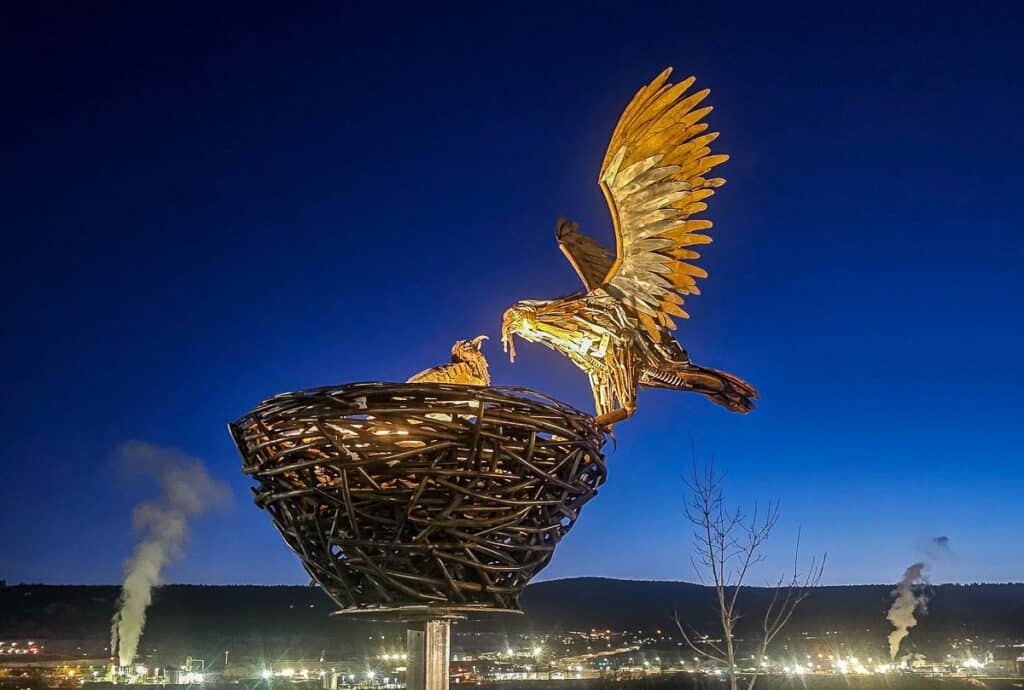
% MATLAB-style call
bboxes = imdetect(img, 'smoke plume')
[887,562,929,660]
[924,535,953,562]
[110,442,230,667]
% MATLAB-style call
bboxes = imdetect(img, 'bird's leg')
[588,368,636,428]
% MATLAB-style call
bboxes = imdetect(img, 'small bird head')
[451,334,488,363]
[501,301,544,362]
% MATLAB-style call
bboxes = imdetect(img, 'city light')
[1,621,1016,688]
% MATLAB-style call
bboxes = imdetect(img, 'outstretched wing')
[598,68,728,337]
[556,217,614,290]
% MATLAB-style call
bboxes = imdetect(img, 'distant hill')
[519,578,1024,638]
[2,579,1022,659]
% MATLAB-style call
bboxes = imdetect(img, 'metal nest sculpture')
[231,381,607,617]
[230,67,757,645]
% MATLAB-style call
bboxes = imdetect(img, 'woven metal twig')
[230,382,608,616]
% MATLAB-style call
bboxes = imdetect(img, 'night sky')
[3,3,1022,587]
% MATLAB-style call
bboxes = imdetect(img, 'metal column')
[406,618,451,690]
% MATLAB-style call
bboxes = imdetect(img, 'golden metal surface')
[407,335,490,386]
[502,69,758,425]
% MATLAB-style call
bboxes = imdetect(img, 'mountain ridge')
[3,578,1022,656]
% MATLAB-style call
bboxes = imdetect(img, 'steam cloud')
[886,562,930,660]
[110,442,230,667]
[926,535,952,561]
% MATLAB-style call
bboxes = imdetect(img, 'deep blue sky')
[3,3,1022,587]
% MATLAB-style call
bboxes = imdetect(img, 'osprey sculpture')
[501,68,757,426]
[407,335,491,386]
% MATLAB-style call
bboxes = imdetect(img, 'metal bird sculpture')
[501,68,757,426]
[407,335,491,386]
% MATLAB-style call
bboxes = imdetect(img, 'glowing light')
[832,656,870,675]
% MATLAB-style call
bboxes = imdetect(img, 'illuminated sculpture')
[502,68,757,426]
[232,68,754,690]
[406,335,490,385]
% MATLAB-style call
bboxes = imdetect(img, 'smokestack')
[110,442,230,667]
[886,562,929,660]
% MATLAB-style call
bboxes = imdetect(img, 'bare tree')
[676,459,825,690]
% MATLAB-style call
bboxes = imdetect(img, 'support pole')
[406,619,451,690]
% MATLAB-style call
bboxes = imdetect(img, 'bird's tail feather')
[642,363,758,413]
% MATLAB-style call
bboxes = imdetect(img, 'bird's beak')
[471,334,488,349]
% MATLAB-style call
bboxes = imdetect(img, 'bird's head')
[451,335,488,363]
[501,301,545,362]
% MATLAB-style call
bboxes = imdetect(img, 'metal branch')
[231,382,608,615]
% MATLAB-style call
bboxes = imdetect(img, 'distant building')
[990,645,1024,676]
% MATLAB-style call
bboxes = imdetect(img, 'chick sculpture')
[407,335,491,386]
[501,68,757,426]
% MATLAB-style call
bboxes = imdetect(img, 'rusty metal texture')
[231,382,607,615]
